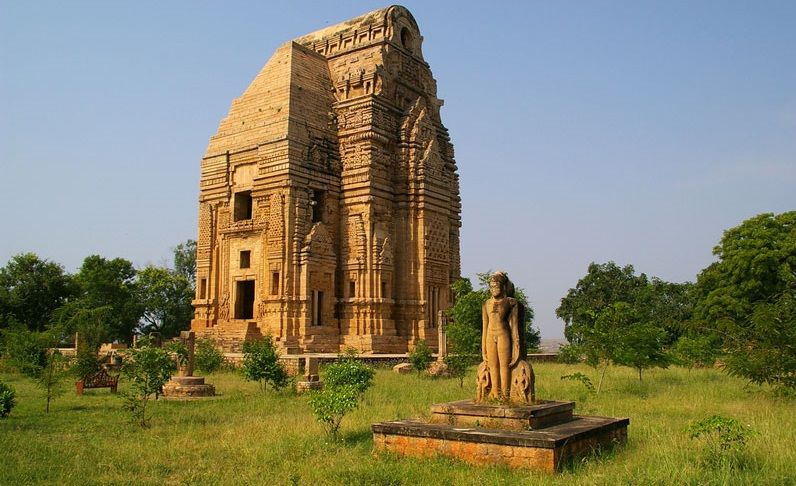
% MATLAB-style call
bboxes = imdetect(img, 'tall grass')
[1,363,794,485]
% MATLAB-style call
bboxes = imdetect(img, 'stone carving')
[476,271,535,404]
[218,294,229,320]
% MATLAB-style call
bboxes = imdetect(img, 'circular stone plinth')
[162,376,215,399]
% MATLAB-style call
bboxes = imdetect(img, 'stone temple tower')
[191,5,461,353]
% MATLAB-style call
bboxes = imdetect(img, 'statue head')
[488,271,512,298]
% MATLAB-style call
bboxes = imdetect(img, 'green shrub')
[0,382,16,418]
[309,355,375,440]
[119,342,176,427]
[688,415,754,469]
[241,335,288,392]
[324,355,375,394]
[308,384,361,441]
[408,339,433,373]
[195,338,224,374]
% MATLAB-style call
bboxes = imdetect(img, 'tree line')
[0,240,197,345]
[445,211,795,393]
[556,211,795,392]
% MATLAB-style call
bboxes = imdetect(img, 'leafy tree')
[557,262,648,344]
[195,338,224,374]
[613,320,671,381]
[408,339,433,373]
[0,381,15,418]
[673,334,721,370]
[0,253,78,332]
[51,303,111,380]
[136,266,193,338]
[74,255,142,344]
[173,240,197,288]
[241,336,289,392]
[557,262,692,389]
[3,327,69,412]
[692,212,796,390]
[38,350,69,413]
[309,354,374,440]
[2,327,49,377]
[119,339,176,427]
[443,353,469,387]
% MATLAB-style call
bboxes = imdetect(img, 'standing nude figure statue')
[477,271,535,404]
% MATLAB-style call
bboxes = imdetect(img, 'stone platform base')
[162,376,215,399]
[373,402,628,473]
[296,380,324,393]
[430,400,575,430]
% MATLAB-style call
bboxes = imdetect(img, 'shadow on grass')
[341,427,373,446]
[559,438,625,474]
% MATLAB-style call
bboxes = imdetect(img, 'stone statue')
[477,271,535,404]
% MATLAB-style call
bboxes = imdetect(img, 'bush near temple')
[241,335,289,392]
[408,339,433,373]
[195,338,224,374]
[309,354,374,440]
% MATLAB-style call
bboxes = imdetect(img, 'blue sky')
[1,1,794,338]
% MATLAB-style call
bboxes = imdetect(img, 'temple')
[191,6,461,353]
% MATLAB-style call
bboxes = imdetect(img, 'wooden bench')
[75,369,119,395]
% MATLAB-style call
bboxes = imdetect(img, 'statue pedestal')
[430,399,575,430]
[162,376,215,399]
[373,400,628,473]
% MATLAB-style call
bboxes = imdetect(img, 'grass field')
[1,362,794,485]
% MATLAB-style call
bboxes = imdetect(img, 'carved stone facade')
[191,6,461,354]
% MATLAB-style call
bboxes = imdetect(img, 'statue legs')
[486,329,511,399]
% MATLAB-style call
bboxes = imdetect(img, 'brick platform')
[373,403,628,472]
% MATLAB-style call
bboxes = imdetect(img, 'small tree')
[241,336,289,392]
[673,334,721,370]
[408,340,433,373]
[309,354,375,440]
[3,327,68,412]
[0,381,16,418]
[119,340,175,427]
[443,353,469,388]
[51,303,111,381]
[39,350,69,413]
[613,321,671,381]
[195,338,224,374]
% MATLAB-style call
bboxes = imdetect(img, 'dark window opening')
[349,281,356,298]
[427,286,439,327]
[234,191,253,221]
[310,190,324,223]
[400,27,414,52]
[271,272,280,295]
[311,290,323,326]
[235,280,255,319]
[199,278,207,299]
[239,250,251,269]
[381,281,387,299]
